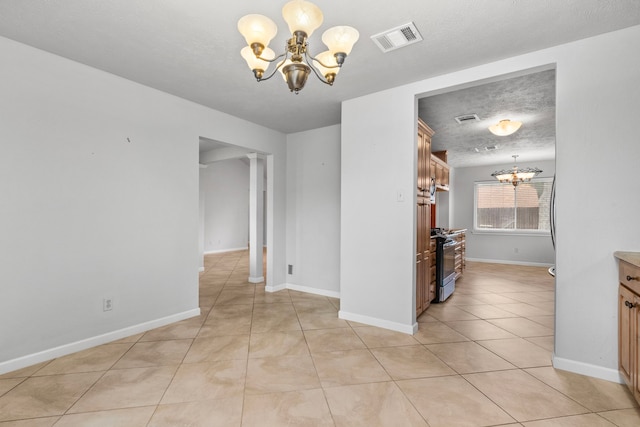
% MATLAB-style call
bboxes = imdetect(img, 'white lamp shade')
[313,51,340,78]
[494,172,514,182]
[516,171,536,181]
[237,14,278,48]
[241,46,275,72]
[488,119,522,136]
[322,26,359,55]
[282,0,323,37]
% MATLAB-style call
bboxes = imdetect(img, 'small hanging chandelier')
[488,119,522,136]
[491,155,542,187]
[237,0,359,94]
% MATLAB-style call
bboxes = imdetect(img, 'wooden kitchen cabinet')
[616,255,640,405]
[453,231,466,279]
[431,154,450,191]
[416,119,434,317]
[416,200,430,315]
[417,119,433,197]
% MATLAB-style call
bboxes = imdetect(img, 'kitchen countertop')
[614,251,640,268]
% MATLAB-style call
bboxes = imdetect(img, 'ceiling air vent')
[474,145,499,153]
[454,114,480,124]
[371,22,423,53]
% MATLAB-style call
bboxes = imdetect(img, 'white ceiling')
[1,1,638,164]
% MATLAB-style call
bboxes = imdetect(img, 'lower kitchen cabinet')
[616,255,640,405]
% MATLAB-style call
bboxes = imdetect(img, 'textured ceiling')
[0,1,638,146]
[419,69,556,168]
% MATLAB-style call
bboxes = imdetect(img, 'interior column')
[247,153,264,283]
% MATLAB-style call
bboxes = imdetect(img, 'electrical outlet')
[514,247,519,254]
[103,298,113,312]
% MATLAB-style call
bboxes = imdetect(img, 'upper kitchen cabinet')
[417,119,434,198]
[431,151,450,191]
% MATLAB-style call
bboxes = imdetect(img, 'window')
[474,178,553,233]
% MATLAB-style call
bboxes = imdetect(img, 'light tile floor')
[1,252,639,426]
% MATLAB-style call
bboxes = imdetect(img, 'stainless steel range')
[432,229,456,302]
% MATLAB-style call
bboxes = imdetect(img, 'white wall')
[0,36,287,373]
[341,25,640,381]
[341,91,418,333]
[201,159,250,253]
[286,125,341,297]
[452,160,556,266]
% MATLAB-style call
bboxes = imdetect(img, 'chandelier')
[237,0,359,93]
[488,119,522,136]
[491,155,542,187]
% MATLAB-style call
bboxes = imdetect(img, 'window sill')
[472,229,551,237]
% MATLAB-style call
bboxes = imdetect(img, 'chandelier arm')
[254,55,289,82]
[305,51,342,69]
[302,51,335,86]
[306,58,333,86]
[256,52,287,64]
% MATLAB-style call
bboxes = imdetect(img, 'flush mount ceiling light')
[491,155,542,187]
[488,119,522,136]
[237,0,359,94]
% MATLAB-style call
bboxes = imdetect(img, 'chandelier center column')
[247,153,265,283]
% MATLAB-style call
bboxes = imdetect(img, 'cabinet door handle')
[625,300,637,309]
[627,275,638,282]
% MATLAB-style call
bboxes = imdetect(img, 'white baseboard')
[204,247,248,255]
[339,310,418,335]
[552,353,624,384]
[265,283,287,293]
[248,276,264,284]
[263,282,340,299]
[285,283,340,299]
[466,257,554,268]
[0,308,200,376]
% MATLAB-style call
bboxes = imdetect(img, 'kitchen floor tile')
[353,326,420,348]
[526,366,638,412]
[521,413,616,426]
[160,360,246,404]
[245,355,320,394]
[464,369,589,422]
[426,341,515,374]
[398,376,515,427]
[0,373,102,422]
[477,338,552,368]
[249,330,309,358]
[487,317,554,337]
[444,319,517,340]
[112,339,192,369]
[149,397,243,427]
[68,366,177,413]
[242,389,334,427]
[183,335,249,363]
[370,345,454,380]
[597,408,640,426]
[312,349,390,387]
[413,321,470,344]
[324,381,427,427]
[54,406,155,427]
[34,344,132,376]
[303,328,366,353]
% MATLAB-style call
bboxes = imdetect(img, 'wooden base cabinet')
[453,231,465,279]
[416,199,431,316]
[618,259,640,405]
